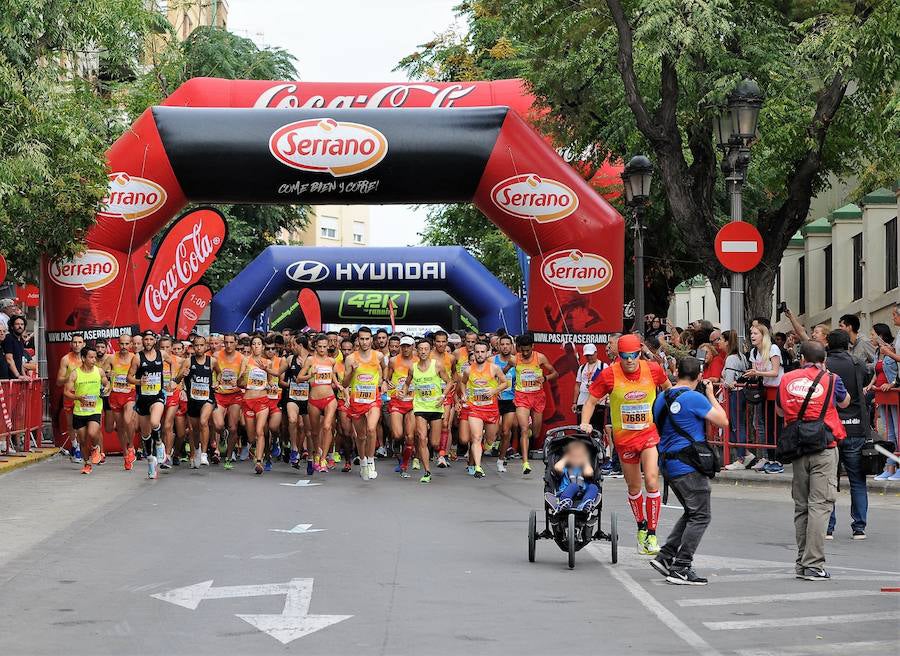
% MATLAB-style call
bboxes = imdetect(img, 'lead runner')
[579,333,671,554]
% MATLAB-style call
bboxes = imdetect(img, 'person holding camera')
[776,341,850,581]
[649,357,728,585]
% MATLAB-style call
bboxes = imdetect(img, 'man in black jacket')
[824,329,869,540]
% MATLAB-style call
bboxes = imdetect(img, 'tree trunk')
[744,265,777,328]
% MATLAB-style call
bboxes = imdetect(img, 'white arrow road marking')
[151,580,297,610]
[237,579,351,645]
[280,479,321,487]
[269,523,325,535]
[721,240,759,253]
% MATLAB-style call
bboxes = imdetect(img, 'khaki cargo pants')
[791,447,839,570]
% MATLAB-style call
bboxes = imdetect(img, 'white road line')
[704,610,900,631]
[736,640,900,656]
[587,546,722,656]
[652,572,900,584]
[677,589,882,607]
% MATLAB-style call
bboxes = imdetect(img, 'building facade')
[280,206,371,247]
[162,0,228,40]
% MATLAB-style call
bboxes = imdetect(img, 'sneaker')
[210,451,220,465]
[420,472,432,483]
[412,457,421,470]
[522,461,532,476]
[557,497,573,512]
[650,556,672,577]
[200,452,210,467]
[763,462,785,474]
[437,455,449,469]
[172,455,180,467]
[874,470,892,480]
[466,465,476,476]
[326,456,336,469]
[889,470,900,481]
[637,529,649,553]
[264,460,272,472]
[741,454,756,468]
[369,463,378,480]
[222,460,233,471]
[852,530,867,540]
[751,457,769,472]
[544,492,561,513]
[160,457,172,470]
[825,532,834,541]
[81,464,92,475]
[599,462,613,476]
[240,445,250,461]
[400,470,411,479]
[644,534,661,554]
[375,446,388,458]
[474,466,485,479]
[98,452,107,465]
[332,451,342,463]
[497,459,507,473]
[608,468,624,479]
[255,460,264,475]
[190,456,199,470]
[271,443,281,459]
[90,446,101,465]
[351,455,360,465]
[666,567,708,585]
[360,460,370,481]
[124,447,135,471]
[797,567,831,581]
[290,449,299,465]
[339,459,350,472]
[724,460,745,471]
[576,497,596,512]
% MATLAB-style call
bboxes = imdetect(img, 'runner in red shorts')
[56,333,84,456]
[385,336,417,476]
[513,332,558,476]
[431,331,457,468]
[342,327,385,481]
[580,333,671,555]
[107,334,137,469]
[213,333,244,465]
[238,336,278,475]
[460,341,509,478]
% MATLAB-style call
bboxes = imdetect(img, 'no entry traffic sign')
[715,221,764,273]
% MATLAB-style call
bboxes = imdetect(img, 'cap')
[583,343,598,355]
[617,334,642,353]
[140,329,156,338]
[448,334,462,344]
[399,336,415,346]
[0,298,15,309]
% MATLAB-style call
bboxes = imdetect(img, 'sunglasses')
[618,351,641,360]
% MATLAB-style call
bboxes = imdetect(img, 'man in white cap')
[0,298,18,332]
[573,343,608,432]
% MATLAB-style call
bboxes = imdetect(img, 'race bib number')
[471,387,493,406]
[141,372,162,395]
[416,382,437,398]
[219,368,237,391]
[81,395,98,411]
[353,383,376,404]
[289,381,306,402]
[190,381,210,401]
[520,370,540,391]
[267,380,280,399]
[620,402,651,431]
[113,373,130,394]
[314,367,332,385]
[247,368,268,391]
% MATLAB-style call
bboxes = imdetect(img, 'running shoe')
[825,532,833,540]
[200,452,210,467]
[307,459,314,475]
[124,447,136,471]
[763,461,785,474]
[210,451,220,465]
[666,567,707,585]
[751,457,769,472]
[375,446,388,458]
[888,470,900,481]
[874,470,892,480]
[400,470,411,479]
[264,460,272,472]
[98,452,106,465]
[190,455,199,470]
[448,449,459,462]
[90,446,101,465]
[332,450,342,462]
[466,465,476,476]
[290,449,299,465]
[360,461,370,481]
[796,567,831,581]
[326,456,336,469]
[222,460,233,471]
[599,462,613,476]
[644,534,661,554]
[255,460,264,475]
[420,472,431,484]
[412,457,421,470]
[852,530,867,540]
[302,450,310,461]
[496,459,507,473]
[522,461,532,476]
[436,455,449,469]
[160,457,172,470]
[271,443,282,459]
[342,461,352,473]
[608,468,624,479]
[637,529,649,553]
[352,455,360,465]
[240,445,250,461]
[81,464,92,475]
[369,463,378,480]
[172,455,180,467]
[473,466,485,479]
[650,555,672,577]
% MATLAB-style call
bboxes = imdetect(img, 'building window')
[352,221,365,244]
[823,245,832,309]
[887,217,898,292]
[320,215,339,240]
[852,232,863,301]
[798,256,806,315]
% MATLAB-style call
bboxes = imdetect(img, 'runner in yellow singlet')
[404,339,454,484]
[64,345,109,474]
[385,336,417,476]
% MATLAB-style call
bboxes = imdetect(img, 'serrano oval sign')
[541,249,613,294]
[269,118,388,177]
[99,173,167,222]
[49,249,120,290]
[490,174,578,223]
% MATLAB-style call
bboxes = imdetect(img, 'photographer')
[650,357,728,585]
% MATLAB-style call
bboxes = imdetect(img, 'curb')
[0,448,60,476]
[713,471,900,494]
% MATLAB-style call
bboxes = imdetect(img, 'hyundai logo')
[286,260,330,283]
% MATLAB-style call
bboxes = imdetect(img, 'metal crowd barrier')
[0,377,46,458]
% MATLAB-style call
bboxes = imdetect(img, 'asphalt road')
[1,454,898,656]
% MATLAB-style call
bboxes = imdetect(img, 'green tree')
[130,27,308,292]
[403,0,899,323]
[0,0,161,279]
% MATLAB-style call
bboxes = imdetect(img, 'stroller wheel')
[610,512,618,564]
[528,509,537,563]
[567,513,576,569]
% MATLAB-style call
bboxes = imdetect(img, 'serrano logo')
[541,250,613,294]
[490,174,578,223]
[269,118,388,177]
[786,378,825,400]
[286,260,330,283]
[99,173,167,221]
[49,250,119,290]
[182,308,198,322]
[624,390,647,401]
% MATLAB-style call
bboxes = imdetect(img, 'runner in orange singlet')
[213,333,244,465]
[297,334,338,473]
[431,331,457,468]
[238,335,279,475]
[342,327,385,480]
[513,332,558,476]
[385,336,417,476]
[107,334,137,469]
[460,341,508,478]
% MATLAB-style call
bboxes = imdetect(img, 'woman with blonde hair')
[746,323,784,473]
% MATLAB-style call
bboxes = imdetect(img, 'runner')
[406,339,454,483]
[64,345,110,474]
[173,335,219,468]
[213,333,244,465]
[237,335,277,475]
[326,331,341,361]
[342,326,384,481]
[375,328,390,359]
[431,330,457,468]
[282,334,307,469]
[385,336,417,477]
[264,337,286,471]
[208,333,223,355]
[334,338,355,473]
[297,334,338,474]
[580,333,672,554]
[55,332,84,460]
[170,339,189,463]
[108,333,137,470]
[94,338,111,460]
[513,332,559,475]
[493,335,517,472]
[159,335,184,469]
[127,330,171,479]
[460,341,509,478]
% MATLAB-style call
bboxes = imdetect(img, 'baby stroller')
[527,426,618,568]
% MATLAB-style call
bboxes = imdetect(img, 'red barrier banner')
[138,207,227,333]
[175,283,212,340]
[297,289,322,331]
[15,284,39,307]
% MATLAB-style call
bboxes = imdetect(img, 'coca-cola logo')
[490,174,579,223]
[269,118,388,177]
[49,249,119,290]
[99,173,167,222]
[254,83,477,109]
[786,378,825,400]
[541,249,613,294]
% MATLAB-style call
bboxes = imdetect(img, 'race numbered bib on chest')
[416,382,437,398]
[520,370,540,390]
[219,369,237,391]
[353,383,376,403]
[141,372,162,395]
[471,386,493,406]
[81,395,98,411]
[113,373,130,393]
[314,367,332,385]
[620,402,651,431]
[288,381,306,401]
[190,380,210,401]
[247,368,268,391]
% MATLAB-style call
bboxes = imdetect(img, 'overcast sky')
[227,0,464,246]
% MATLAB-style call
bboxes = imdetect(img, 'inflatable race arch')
[43,78,625,436]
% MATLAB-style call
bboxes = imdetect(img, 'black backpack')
[776,370,834,463]
[656,388,720,479]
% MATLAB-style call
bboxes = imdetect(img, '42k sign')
[338,291,409,320]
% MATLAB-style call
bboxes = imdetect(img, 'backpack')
[775,369,834,464]
[655,388,719,479]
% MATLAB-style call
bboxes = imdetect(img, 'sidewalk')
[0,448,60,475]
[715,464,900,494]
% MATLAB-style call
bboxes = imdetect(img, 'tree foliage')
[401,0,899,321]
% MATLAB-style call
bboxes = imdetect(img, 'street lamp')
[621,155,653,334]
[715,78,763,344]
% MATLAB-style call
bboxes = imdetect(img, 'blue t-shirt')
[494,355,516,400]
[652,386,712,478]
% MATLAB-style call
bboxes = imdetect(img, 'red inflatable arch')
[43,78,624,439]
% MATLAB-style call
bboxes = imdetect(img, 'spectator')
[0,298,16,332]
[824,329,869,540]
[703,333,726,382]
[650,356,728,585]
[746,323,785,473]
[573,343,607,431]
[3,316,29,380]
[783,306,829,347]
[776,340,849,581]
[838,314,876,375]
[0,324,8,378]
[774,332,798,372]
[721,330,752,469]
[868,323,900,481]
[646,316,664,338]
